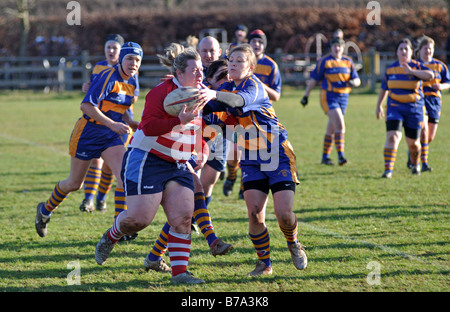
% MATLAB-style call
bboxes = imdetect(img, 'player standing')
[301,37,361,166]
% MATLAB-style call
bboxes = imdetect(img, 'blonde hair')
[228,43,257,74]
[415,35,435,59]
[157,43,200,77]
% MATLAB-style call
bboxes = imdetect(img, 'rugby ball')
[163,87,199,117]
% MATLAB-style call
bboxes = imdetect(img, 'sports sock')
[334,132,345,159]
[147,222,170,261]
[409,148,421,166]
[384,147,397,173]
[83,166,101,201]
[226,162,239,181]
[106,216,123,243]
[205,196,212,207]
[279,220,298,246]
[249,228,271,268]
[168,230,191,277]
[97,170,114,202]
[114,187,127,219]
[42,182,69,216]
[322,134,333,160]
[420,140,429,165]
[193,192,218,246]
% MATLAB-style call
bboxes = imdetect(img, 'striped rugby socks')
[41,183,69,217]
[279,220,298,246]
[114,187,127,218]
[249,228,271,268]
[322,134,333,160]
[83,166,101,201]
[97,170,114,202]
[193,192,218,246]
[383,147,397,174]
[334,132,345,159]
[147,222,170,262]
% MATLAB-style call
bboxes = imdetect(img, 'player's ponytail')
[158,43,200,78]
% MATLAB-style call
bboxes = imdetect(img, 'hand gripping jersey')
[381,59,429,105]
[128,78,202,163]
[208,74,294,168]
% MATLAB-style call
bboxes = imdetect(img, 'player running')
[35,42,142,237]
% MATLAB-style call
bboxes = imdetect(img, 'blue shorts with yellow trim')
[320,90,349,115]
[240,140,299,186]
[386,100,424,130]
[69,118,124,160]
[424,96,441,122]
[122,148,194,196]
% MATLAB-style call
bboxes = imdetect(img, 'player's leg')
[96,161,114,211]
[35,156,91,237]
[80,157,103,212]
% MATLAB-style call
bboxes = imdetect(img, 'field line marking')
[0,132,68,157]
[300,221,449,270]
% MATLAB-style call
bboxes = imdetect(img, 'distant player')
[375,38,434,178]
[415,35,450,172]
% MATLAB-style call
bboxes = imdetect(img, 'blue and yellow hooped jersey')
[381,59,429,105]
[311,54,359,94]
[210,74,289,164]
[90,60,110,83]
[418,58,450,98]
[82,65,139,124]
[254,54,282,94]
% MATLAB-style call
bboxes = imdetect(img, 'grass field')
[0,87,448,295]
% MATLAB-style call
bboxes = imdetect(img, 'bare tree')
[4,0,35,57]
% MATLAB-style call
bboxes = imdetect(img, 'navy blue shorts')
[121,148,194,196]
[424,96,441,123]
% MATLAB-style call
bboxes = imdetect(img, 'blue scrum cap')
[119,42,143,63]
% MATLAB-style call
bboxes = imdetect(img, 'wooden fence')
[0,50,395,93]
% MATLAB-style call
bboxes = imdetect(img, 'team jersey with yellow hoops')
[311,54,359,94]
[254,54,282,94]
[207,74,292,167]
[82,64,138,124]
[418,58,450,99]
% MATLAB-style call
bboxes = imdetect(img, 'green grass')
[0,87,448,293]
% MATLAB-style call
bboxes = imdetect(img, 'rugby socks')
[322,134,334,160]
[83,166,101,201]
[409,148,420,167]
[279,220,298,246]
[114,187,127,218]
[147,222,170,262]
[168,230,191,277]
[41,183,69,217]
[384,147,397,174]
[249,228,271,268]
[421,140,429,167]
[334,132,345,159]
[194,192,218,246]
[97,170,114,202]
[106,216,124,243]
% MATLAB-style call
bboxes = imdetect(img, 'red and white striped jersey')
[128,78,201,163]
